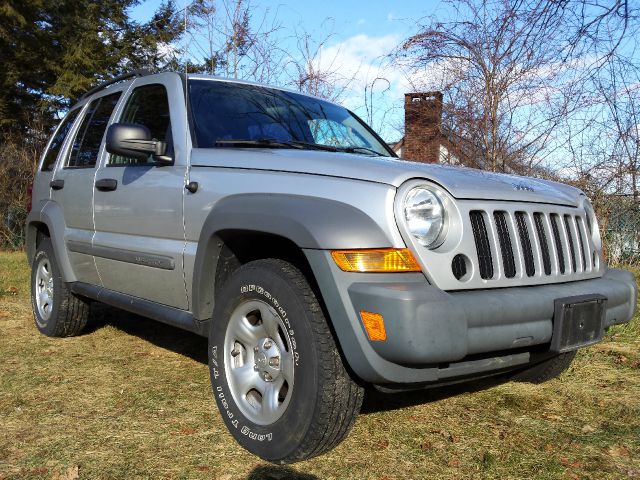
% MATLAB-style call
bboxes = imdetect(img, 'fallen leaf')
[179,427,197,435]
[420,440,432,451]
[0,311,9,318]
[377,438,389,449]
[50,466,79,480]
[608,446,631,457]
[7,286,18,295]
[581,424,596,433]
[545,444,554,452]
[448,458,461,467]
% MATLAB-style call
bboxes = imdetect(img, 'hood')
[191,148,583,207]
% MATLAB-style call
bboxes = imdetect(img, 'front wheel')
[209,259,363,463]
[510,350,577,384]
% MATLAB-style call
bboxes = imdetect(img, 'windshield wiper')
[214,139,306,149]
[335,145,386,156]
[215,139,385,156]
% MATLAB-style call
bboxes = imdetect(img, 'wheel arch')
[190,193,393,321]
[25,202,76,282]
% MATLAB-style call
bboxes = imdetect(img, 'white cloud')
[310,33,442,140]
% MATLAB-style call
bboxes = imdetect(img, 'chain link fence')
[598,195,640,267]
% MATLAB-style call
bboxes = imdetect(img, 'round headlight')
[403,187,446,248]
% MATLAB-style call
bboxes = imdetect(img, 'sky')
[130,0,458,141]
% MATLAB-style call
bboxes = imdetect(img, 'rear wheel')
[511,351,577,384]
[209,259,363,463]
[31,238,90,337]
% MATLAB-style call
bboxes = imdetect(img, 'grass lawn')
[0,251,639,479]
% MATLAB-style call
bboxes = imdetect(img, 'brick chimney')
[402,92,443,163]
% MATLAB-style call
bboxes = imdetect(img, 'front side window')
[41,109,81,171]
[110,84,172,165]
[66,92,121,168]
[188,80,391,156]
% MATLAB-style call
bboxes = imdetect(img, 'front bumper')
[304,250,637,385]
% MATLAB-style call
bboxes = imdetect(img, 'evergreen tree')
[0,0,183,135]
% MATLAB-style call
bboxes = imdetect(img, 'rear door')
[50,91,123,284]
[92,73,189,309]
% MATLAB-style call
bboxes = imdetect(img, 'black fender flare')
[191,194,393,320]
[25,201,77,282]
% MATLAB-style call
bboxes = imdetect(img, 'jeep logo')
[512,182,535,192]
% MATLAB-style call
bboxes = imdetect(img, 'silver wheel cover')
[34,257,54,325]
[224,299,295,425]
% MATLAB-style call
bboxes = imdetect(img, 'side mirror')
[105,123,172,165]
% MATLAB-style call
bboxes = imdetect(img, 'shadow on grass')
[247,465,319,480]
[85,304,509,415]
[85,303,208,364]
[360,376,509,414]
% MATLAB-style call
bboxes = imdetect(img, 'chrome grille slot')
[575,216,587,271]
[469,211,494,279]
[564,214,577,273]
[515,212,535,277]
[551,214,566,274]
[533,213,552,275]
[493,211,516,278]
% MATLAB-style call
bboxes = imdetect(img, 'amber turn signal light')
[360,311,387,341]
[330,248,421,273]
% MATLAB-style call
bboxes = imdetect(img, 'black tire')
[209,259,363,463]
[511,351,577,384]
[30,237,90,337]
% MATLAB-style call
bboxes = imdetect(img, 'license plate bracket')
[551,294,607,353]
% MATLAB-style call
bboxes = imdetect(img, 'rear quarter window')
[41,109,81,171]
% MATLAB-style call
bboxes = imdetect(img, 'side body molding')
[190,194,394,320]
[25,201,77,282]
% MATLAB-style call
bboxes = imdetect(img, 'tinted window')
[66,92,121,168]
[188,80,390,156]
[41,109,81,171]
[110,84,172,165]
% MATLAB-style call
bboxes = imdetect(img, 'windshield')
[188,80,392,156]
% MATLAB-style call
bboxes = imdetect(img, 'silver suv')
[27,71,637,463]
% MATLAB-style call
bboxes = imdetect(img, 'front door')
[92,73,189,309]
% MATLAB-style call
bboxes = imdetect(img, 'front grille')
[468,207,595,283]
[469,211,494,279]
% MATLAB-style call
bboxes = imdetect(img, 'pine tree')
[0,0,183,136]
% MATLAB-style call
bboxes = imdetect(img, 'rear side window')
[110,84,172,165]
[41,109,81,171]
[66,92,121,168]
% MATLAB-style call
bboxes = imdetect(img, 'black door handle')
[95,178,118,191]
[49,179,64,190]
